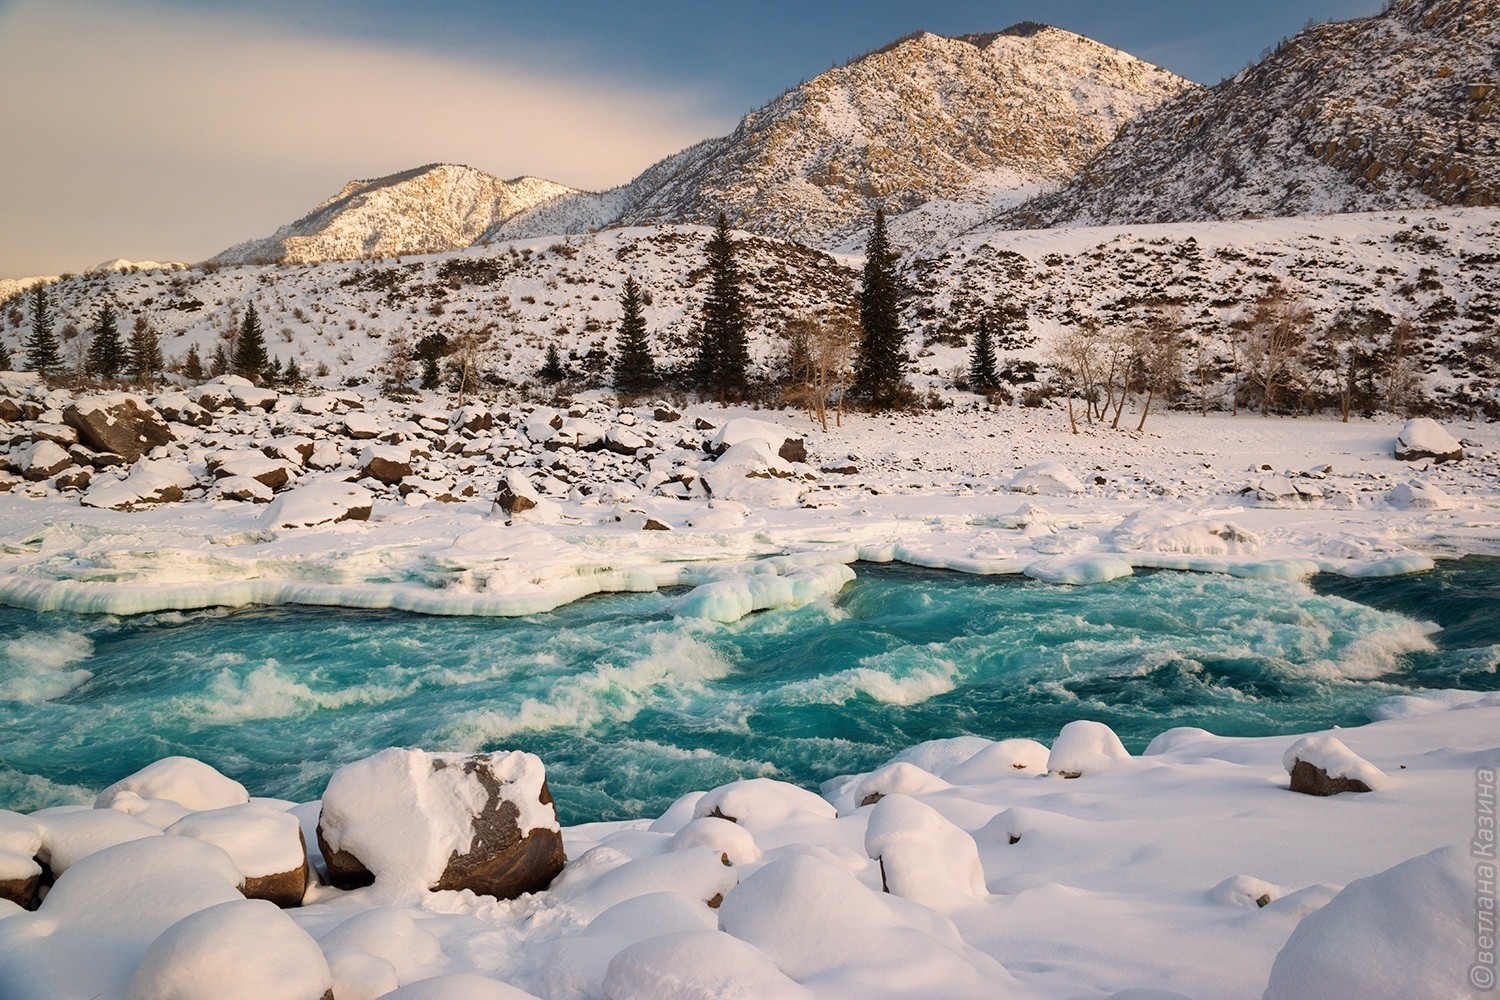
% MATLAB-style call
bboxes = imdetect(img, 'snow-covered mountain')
[1002,0,1499,229]
[487,25,1193,250]
[208,164,578,266]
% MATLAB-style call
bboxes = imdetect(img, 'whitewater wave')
[0,629,96,703]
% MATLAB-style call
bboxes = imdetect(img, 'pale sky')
[0,0,1382,279]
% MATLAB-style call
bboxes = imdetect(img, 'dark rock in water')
[63,395,174,463]
[1288,759,1373,796]
[777,438,808,464]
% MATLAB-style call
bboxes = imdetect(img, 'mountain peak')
[210,164,577,266]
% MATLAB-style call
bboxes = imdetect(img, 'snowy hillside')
[3,208,1496,415]
[208,164,578,266]
[906,208,1500,416]
[1002,0,1499,229]
[2,227,858,387]
[488,25,1192,251]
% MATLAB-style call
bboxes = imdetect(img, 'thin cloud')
[0,0,725,276]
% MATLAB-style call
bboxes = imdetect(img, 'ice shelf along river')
[2,559,1497,825]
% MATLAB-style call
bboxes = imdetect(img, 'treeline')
[377,211,918,416]
[4,285,309,392]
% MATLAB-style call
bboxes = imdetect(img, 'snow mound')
[1024,553,1133,585]
[693,777,836,830]
[1264,846,1475,999]
[96,756,250,813]
[669,816,761,865]
[261,480,374,529]
[603,929,811,999]
[1048,720,1131,777]
[1008,462,1085,495]
[942,739,1051,782]
[165,803,305,880]
[852,761,953,808]
[864,794,988,908]
[127,898,331,1000]
[1384,479,1452,510]
[672,563,853,622]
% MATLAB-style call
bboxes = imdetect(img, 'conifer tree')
[210,344,229,378]
[127,314,164,388]
[184,344,205,382]
[692,213,750,401]
[265,356,284,387]
[231,302,269,383]
[853,209,908,409]
[539,342,567,383]
[420,352,441,390]
[86,302,127,380]
[612,275,658,395]
[968,314,999,393]
[24,284,61,377]
[283,357,304,389]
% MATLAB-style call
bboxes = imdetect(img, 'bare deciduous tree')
[781,309,859,431]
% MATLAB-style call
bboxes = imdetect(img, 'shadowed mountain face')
[1000,0,1499,230]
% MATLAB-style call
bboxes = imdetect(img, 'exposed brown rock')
[63,396,174,463]
[1288,759,1374,796]
[241,830,310,908]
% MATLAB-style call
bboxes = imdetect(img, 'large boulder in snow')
[81,459,195,511]
[357,444,413,485]
[315,748,566,899]
[1282,735,1390,795]
[62,394,174,463]
[1264,846,1474,999]
[864,794,987,909]
[1393,417,1463,463]
[1009,462,1085,495]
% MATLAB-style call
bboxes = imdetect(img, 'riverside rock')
[62,394,174,463]
[316,748,566,899]
[1393,417,1464,463]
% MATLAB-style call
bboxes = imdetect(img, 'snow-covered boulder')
[1264,846,1473,999]
[669,816,761,866]
[1243,475,1323,505]
[1047,720,1130,778]
[62,394,174,462]
[852,761,953,808]
[494,470,561,523]
[708,417,805,464]
[942,739,1051,783]
[153,392,212,427]
[1393,417,1463,463]
[342,412,382,440]
[210,453,296,491]
[0,811,43,910]
[261,481,374,529]
[603,929,811,999]
[1282,735,1390,795]
[1384,479,1452,510]
[166,804,308,908]
[315,748,566,898]
[864,794,987,909]
[0,836,245,1000]
[216,475,274,504]
[81,459,196,510]
[1008,462,1085,495]
[127,898,331,1000]
[228,383,279,413]
[693,777,836,831]
[19,440,74,482]
[97,757,250,813]
[358,444,413,485]
[702,438,803,506]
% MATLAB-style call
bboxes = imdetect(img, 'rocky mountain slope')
[487,25,1192,250]
[209,164,577,266]
[5,208,1496,416]
[1002,0,1499,229]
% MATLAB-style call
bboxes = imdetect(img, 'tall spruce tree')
[86,302,127,380]
[692,213,750,401]
[539,342,566,382]
[184,344,205,382]
[853,209,908,409]
[127,315,165,388]
[968,314,999,393]
[231,302,269,384]
[24,284,61,377]
[612,275,657,395]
